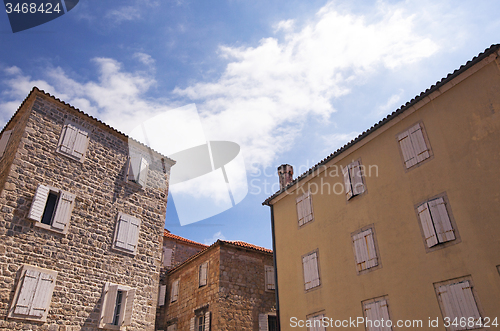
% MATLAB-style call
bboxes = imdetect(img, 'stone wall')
[0,90,172,331]
[164,239,206,268]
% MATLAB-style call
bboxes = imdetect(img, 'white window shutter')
[100,284,118,325]
[0,129,13,158]
[353,233,365,271]
[129,156,149,186]
[303,191,313,223]
[259,314,269,331]
[296,194,305,226]
[457,281,481,326]
[398,129,418,168]
[29,272,55,318]
[409,123,430,163]
[14,269,40,315]
[365,229,378,269]
[59,123,78,154]
[158,285,167,306]
[199,262,208,286]
[204,311,211,331]
[72,128,89,159]
[417,203,438,247]
[428,198,455,243]
[51,191,75,231]
[171,280,179,302]
[138,157,149,187]
[377,300,391,331]
[122,288,135,326]
[189,317,195,331]
[303,254,311,290]
[351,161,365,196]
[304,252,319,289]
[126,216,141,253]
[115,215,130,250]
[28,185,50,222]
[163,247,173,267]
[265,266,275,290]
[342,165,353,200]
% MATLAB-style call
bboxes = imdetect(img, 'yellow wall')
[271,55,500,330]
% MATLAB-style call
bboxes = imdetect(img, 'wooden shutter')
[14,269,40,315]
[171,280,179,302]
[259,314,269,331]
[189,317,195,331]
[59,123,78,154]
[199,262,208,286]
[428,198,455,243]
[353,231,372,271]
[265,266,275,290]
[364,300,391,331]
[52,191,75,231]
[296,194,305,226]
[342,165,353,199]
[350,161,365,196]
[126,216,141,253]
[129,156,149,186]
[72,128,89,160]
[409,123,430,163]
[28,185,50,222]
[204,311,211,331]
[101,284,118,324]
[304,191,313,224]
[158,285,167,306]
[438,282,480,331]
[398,129,418,168]
[364,229,378,268]
[303,252,320,290]
[163,247,173,267]
[138,157,149,187]
[122,288,135,326]
[0,129,12,158]
[417,203,438,247]
[29,272,55,318]
[115,215,130,250]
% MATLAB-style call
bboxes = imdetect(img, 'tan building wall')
[0,88,174,330]
[157,240,276,331]
[265,45,500,330]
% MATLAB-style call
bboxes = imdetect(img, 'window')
[158,284,167,307]
[352,227,379,273]
[199,262,208,287]
[397,122,431,169]
[435,278,481,331]
[342,160,365,200]
[362,297,392,331]
[265,266,275,291]
[163,247,173,268]
[259,313,278,331]
[113,213,141,255]
[57,121,90,162]
[297,191,314,226]
[98,282,135,330]
[170,279,179,303]
[126,155,149,187]
[417,196,456,248]
[8,265,57,322]
[307,313,325,331]
[0,129,13,158]
[302,251,320,291]
[28,184,75,234]
[190,308,210,331]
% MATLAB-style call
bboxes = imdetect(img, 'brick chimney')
[277,164,294,190]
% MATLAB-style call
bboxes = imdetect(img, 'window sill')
[31,220,68,235]
[55,149,85,163]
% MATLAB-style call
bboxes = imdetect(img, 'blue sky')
[1,0,499,249]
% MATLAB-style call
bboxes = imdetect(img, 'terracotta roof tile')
[221,240,273,254]
[163,230,208,248]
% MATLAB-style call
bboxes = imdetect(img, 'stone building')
[162,230,207,270]
[0,87,175,330]
[157,238,277,331]
[264,44,500,330]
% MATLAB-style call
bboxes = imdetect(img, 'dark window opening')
[268,315,278,331]
[113,290,123,325]
[41,192,59,225]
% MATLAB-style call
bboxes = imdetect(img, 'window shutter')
[377,300,391,331]
[0,129,13,158]
[303,191,313,224]
[122,288,135,326]
[457,281,481,325]
[303,252,319,290]
[14,269,40,315]
[409,123,430,163]
[351,161,365,196]
[129,156,149,186]
[72,128,89,159]
[296,194,305,226]
[417,203,438,247]
[342,165,353,200]
[51,191,75,231]
[265,266,275,290]
[364,300,391,331]
[101,284,118,324]
[28,185,50,222]
[199,262,208,286]
[138,157,149,187]
[364,229,378,269]
[29,272,55,318]
[439,282,481,330]
[259,314,269,331]
[428,198,455,243]
[204,311,211,331]
[163,247,173,267]
[158,285,167,306]
[171,280,179,302]
[126,216,141,253]
[59,123,78,154]
[189,317,195,331]
[353,232,365,271]
[398,129,418,168]
[115,215,130,250]
[303,254,311,290]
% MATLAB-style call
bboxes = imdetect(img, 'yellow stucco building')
[264,44,500,331]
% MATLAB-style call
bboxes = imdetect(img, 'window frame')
[190,306,210,331]
[306,311,326,331]
[361,295,392,331]
[8,264,58,322]
[98,282,135,330]
[27,184,76,235]
[199,262,208,287]
[126,155,149,187]
[302,250,321,292]
[351,225,382,275]
[265,265,275,291]
[415,192,461,253]
[342,159,367,201]
[56,120,90,163]
[112,212,141,255]
[396,121,433,171]
[259,313,278,331]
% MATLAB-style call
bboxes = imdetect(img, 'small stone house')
[0,87,175,330]
[156,239,277,331]
[161,230,208,270]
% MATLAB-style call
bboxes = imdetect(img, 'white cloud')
[133,52,156,67]
[377,89,405,115]
[322,131,360,153]
[105,6,142,23]
[204,231,226,245]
